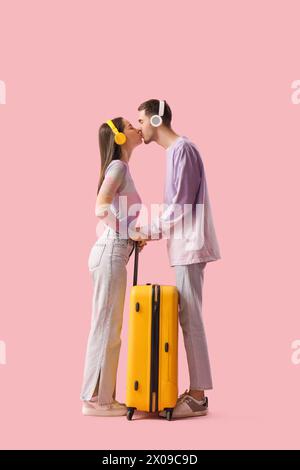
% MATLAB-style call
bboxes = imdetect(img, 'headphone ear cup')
[150,115,162,127]
[114,132,127,145]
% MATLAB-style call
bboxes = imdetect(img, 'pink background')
[1,0,300,450]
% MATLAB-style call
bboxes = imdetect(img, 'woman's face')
[123,119,143,148]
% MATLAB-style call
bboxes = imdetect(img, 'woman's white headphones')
[150,100,165,127]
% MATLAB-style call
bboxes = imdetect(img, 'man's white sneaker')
[82,397,127,417]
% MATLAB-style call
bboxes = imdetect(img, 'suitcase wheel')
[165,408,173,421]
[127,407,135,421]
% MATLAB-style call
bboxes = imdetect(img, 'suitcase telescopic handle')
[133,241,139,286]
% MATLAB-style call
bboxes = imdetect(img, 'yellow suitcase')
[126,242,179,421]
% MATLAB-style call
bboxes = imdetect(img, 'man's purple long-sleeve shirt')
[138,136,221,267]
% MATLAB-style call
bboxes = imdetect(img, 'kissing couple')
[80,99,221,419]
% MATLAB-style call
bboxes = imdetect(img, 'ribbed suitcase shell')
[126,282,178,416]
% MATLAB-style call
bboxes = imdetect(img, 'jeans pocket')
[88,242,106,271]
[113,238,128,247]
[112,241,130,263]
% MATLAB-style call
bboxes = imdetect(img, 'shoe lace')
[177,389,190,403]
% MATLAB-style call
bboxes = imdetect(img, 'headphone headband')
[158,100,165,117]
[106,119,118,135]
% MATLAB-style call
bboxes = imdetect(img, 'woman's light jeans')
[80,227,135,405]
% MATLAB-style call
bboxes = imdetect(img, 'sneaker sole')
[159,409,208,419]
[82,407,127,417]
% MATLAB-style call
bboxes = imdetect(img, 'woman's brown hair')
[97,117,124,195]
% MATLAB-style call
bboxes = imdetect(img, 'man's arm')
[136,145,201,240]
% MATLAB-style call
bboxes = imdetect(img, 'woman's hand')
[137,240,147,252]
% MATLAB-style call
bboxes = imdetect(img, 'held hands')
[130,227,148,252]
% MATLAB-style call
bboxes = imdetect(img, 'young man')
[133,99,221,419]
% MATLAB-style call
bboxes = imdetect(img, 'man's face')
[137,110,156,144]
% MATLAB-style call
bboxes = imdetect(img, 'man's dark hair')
[138,99,172,128]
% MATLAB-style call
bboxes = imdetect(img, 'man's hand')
[130,233,142,241]
[130,227,148,251]
[130,226,146,242]
[130,226,154,242]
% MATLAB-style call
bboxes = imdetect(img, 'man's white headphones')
[150,100,165,127]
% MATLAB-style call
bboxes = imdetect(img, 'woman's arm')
[95,160,127,232]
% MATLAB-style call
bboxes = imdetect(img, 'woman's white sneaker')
[82,398,127,417]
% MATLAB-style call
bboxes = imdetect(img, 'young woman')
[80,117,146,416]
